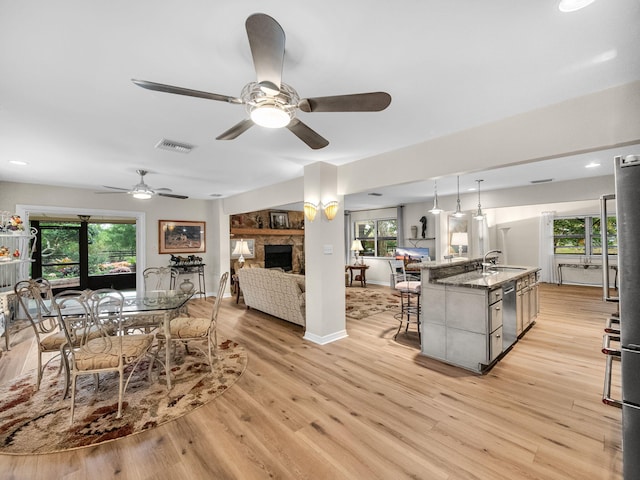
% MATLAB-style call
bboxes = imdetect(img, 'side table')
[347,264,369,287]
[170,263,206,298]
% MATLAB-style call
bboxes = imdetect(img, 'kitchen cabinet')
[422,284,503,372]
[419,258,540,373]
[517,272,539,336]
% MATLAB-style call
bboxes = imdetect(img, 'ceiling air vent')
[155,139,194,154]
[530,178,553,184]
[368,192,383,196]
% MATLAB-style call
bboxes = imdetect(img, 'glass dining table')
[34,289,194,390]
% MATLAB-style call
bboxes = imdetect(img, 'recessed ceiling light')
[558,0,596,12]
[585,162,600,168]
[9,160,28,166]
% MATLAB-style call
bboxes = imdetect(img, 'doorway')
[16,205,147,293]
[31,218,137,293]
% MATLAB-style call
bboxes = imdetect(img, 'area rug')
[345,288,401,320]
[0,338,247,455]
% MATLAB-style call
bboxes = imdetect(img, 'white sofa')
[237,268,305,327]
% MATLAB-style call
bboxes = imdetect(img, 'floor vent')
[155,139,194,154]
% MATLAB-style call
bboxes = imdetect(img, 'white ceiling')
[1,1,639,209]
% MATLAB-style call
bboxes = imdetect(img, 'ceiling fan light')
[132,190,153,200]
[250,105,291,128]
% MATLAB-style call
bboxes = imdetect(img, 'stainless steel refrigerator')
[613,154,640,478]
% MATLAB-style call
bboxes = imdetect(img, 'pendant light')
[428,180,443,214]
[452,176,465,217]
[474,179,484,220]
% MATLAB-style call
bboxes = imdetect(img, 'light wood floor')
[0,284,622,479]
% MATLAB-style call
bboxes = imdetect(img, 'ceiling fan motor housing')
[242,82,299,128]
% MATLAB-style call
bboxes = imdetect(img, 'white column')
[303,162,347,345]
[499,227,511,264]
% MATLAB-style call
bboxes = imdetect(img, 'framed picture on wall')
[159,220,206,254]
[269,211,289,229]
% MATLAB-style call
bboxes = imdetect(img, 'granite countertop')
[435,265,540,290]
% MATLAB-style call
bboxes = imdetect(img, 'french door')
[31,220,136,293]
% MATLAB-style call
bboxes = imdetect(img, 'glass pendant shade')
[473,179,484,220]
[452,176,465,217]
[428,180,443,214]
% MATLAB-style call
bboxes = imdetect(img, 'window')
[32,220,137,291]
[355,218,397,257]
[553,215,617,256]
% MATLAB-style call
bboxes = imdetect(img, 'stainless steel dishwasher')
[502,281,517,350]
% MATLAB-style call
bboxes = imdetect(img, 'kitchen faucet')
[482,249,502,274]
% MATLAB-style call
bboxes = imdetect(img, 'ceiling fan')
[131,13,391,150]
[96,170,188,200]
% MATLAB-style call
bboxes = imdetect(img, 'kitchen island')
[419,258,540,373]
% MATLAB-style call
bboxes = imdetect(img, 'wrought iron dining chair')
[388,260,422,340]
[53,289,154,422]
[143,266,179,291]
[14,278,66,390]
[153,272,228,374]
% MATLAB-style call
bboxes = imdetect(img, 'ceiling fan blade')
[131,79,241,104]
[245,14,285,90]
[95,191,127,194]
[102,186,129,191]
[286,119,329,150]
[216,119,254,140]
[298,92,392,113]
[158,193,189,199]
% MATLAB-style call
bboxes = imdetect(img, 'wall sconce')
[304,202,318,222]
[232,239,252,267]
[323,201,339,221]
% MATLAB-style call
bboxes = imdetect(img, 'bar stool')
[388,260,421,341]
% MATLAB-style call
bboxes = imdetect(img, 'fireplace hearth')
[264,245,293,271]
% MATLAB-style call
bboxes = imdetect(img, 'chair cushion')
[75,334,153,370]
[394,281,421,293]
[40,325,103,351]
[165,316,210,339]
[39,331,68,351]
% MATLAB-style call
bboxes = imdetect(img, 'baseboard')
[303,329,348,345]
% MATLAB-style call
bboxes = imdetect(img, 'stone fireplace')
[264,245,293,271]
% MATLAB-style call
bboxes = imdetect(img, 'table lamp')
[350,240,364,265]
[450,232,468,257]
[232,239,252,267]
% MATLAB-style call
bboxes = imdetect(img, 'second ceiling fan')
[132,13,391,149]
